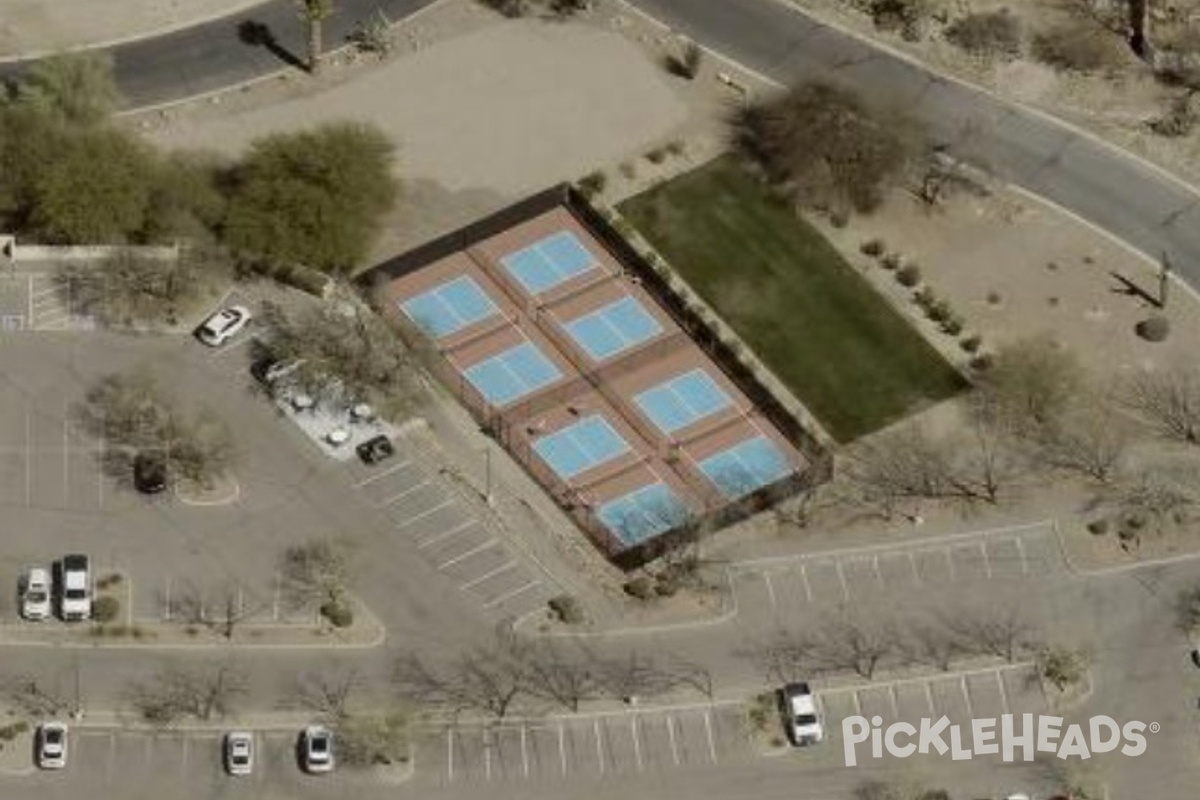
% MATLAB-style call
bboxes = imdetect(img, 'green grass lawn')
[618,156,967,442]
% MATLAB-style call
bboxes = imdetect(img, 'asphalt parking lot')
[413,701,751,786]
[727,522,1065,618]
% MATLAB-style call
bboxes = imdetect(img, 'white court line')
[437,538,500,570]
[666,715,680,766]
[417,519,478,550]
[557,723,568,776]
[630,715,643,771]
[761,571,777,608]
[352,459,412,488]
[799,563,813,602]
[394,498,454,529]
[447,728,455,782]
[703,710,717,763]
[460,560,519,591]
[593,719,605,774]
[1015,535,1028,575]
[484,579,541,608]
[373,478,431,508]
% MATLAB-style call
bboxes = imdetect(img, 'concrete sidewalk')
[0,0,269,59]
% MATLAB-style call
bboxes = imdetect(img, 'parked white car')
[58,554,91,622]
[36,722,68,769]
[781,682,824,745]
[300,725,334,774]
[20,566,51,620]
[196,306,251,346]
[224,731,254,776]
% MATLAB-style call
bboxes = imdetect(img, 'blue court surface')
[400,276,499,338]
[698,436,793,498]
[598,482,690,546]
[534,415,630,480]
[464,341,562,406]
[635,369,733,434]
[502,231,597,295]
[563,296,663,361]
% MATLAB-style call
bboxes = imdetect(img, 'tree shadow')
[1109,270,1163,309]
[238,20,307,72]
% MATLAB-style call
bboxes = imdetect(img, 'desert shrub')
[1086,518,1109,535]
[945,10,1021,57]
[645,147,668,164]
[623,576,656,600]
[913,286,936,308]
[960,334,982,352]
[926,299,952,323]
[970,353,994,372]
[881,252,902,270]
[578,170,607,198]
[1136,315,1171,342]
[986,290,1002,305]
[896,263,921,286]
[940,315,963,335]
[1032,25,1129,73]
[860,238,886,257]
[869,0,932,40]
[654,573,680,597]
[547,594,585,625]
[320,600,354,628]
[664,140,686,157]
[92,595,120,623]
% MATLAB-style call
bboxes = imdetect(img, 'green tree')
[143,152,230,242]
[299,0,335,74]
[30,127,156,243]
[222,122,397,273]
[0,106,67,227]
[16,51,121,126]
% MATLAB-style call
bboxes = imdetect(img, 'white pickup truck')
[59,554,92,622]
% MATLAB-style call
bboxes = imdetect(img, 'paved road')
[634,0,1200,287]
[0,0,438,108]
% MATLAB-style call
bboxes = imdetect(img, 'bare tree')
[127,663,248,725]
[738,628,814,684]
[1175,585,1200,635]
[258,296,419,416]
[1121,365,1200,444]
[280,538,350,609]
[902,618,966,672]
[809,610,899,679]
[593,651,676,702]
[391,634,531,721]
[519,642,602,713]
[665,653,716,700]
[1112,460,1200,534]
[3,673,71,718]
[334,710,409,766]
[940,601,1039,662]
[1036,401,1133,484]
[166,409,236,488]
[1038,645,1090,692]
[286,665,361,719]
[977,336,1085,431]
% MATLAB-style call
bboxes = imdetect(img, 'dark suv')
[133,452,167,494]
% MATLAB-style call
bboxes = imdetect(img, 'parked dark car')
[356,435,395,465]
[133,452,167,494]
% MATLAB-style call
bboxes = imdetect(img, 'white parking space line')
[460,560,518,591]
[106,731,117,784]
[181,736,190,775]
[144,735,154,767]
[852,690,862,717]
[62,412,69,504]
[521,726,530,778]
[925,683,936,716]
[799,562,813,602]
[889,685,899,718]
[908,551,921,584]
[24,406,31,507]
[1015,536,1028,575]
[703,710,717,763]
[557,723,568,776]
[395,498,454,529]
[980,541,993,579]
[631,716,643,771]
[961,675,974,718]
[417,519,477,550]
[484,731,492,781]
[666,715,680,766]
[484,579,541,608]
[374,479,431,508]
[447,728,455,782]
[437,538,499,570]
[945,548,956,580]
[835,560,849,601]
[761,571,777,608]
[873,554,883,587]
[996,670,1011,715]
[352,460,412,488]
[593,719,605,775]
